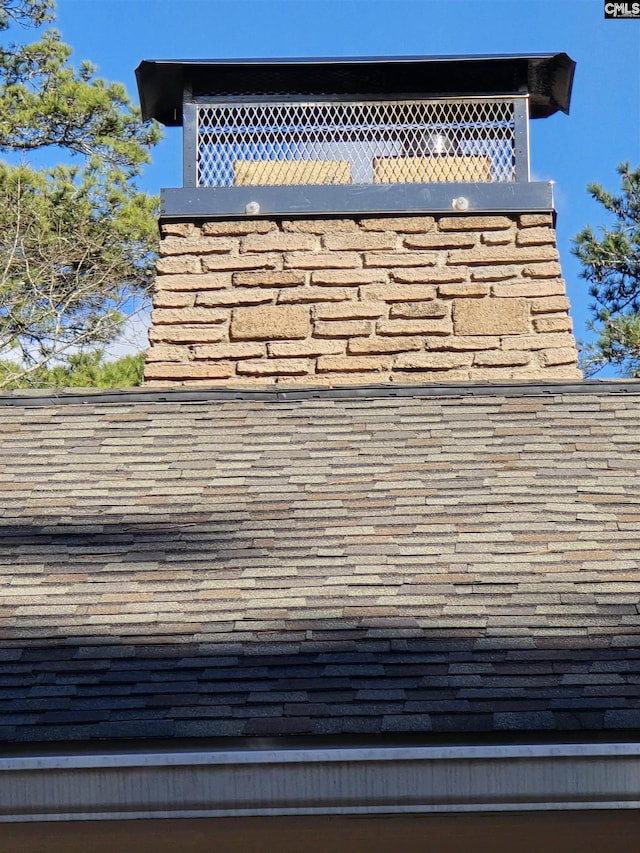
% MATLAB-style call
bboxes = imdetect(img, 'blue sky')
[50,1,640,355]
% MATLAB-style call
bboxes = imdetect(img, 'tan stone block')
[377,318,453,337]
[520,214,553,227]
[359,216,435,232]
[540,365,583,379]
[360,284,438,302]
[202,220,276,235]
[162,378,239,387]
[502,332,576,351]
[152,291,195,308]
[522,262,563,279]
[393,369,471,382]
[159,236,237,256]
[284,252,360,269]
[470,267,522,282]
[426,335,501,351]
[322,232,397,251]
[175,306,228,323]
[155,256,201,275]
[533,315,573,333]
[192,343,266,360]
[212,376,279,388]
[144,345,187,363]
[242,161,344,187]
[438,282,490,298]
[516,227,556,247]
[202,253,280,272]
[268,340,345,357]
[317,355,392,373]
[363,251,437,268]
[144,361,234,380]
[308,371,392,386]
[389,301,448,319]
[540,347,579,366]
[394,352,472,369]
[281,219,359,233]
[438,215,514,231]
[454,298,529,335]
[151,307,229,325]
[311,268,388,285]
[403,232,476,249]
[347,336,424,355]
[196,289,275,307]
[233,270,305,288]
[236,358,312,376]
[481,230,514,246]
[161,223,199,237]
[231,305,310,340]
[492,280,567,298]
[530,296,571,314]
[473,350,531,367]
[471,365,580,380]
[149,324,227,344]
[469,367,536,381]
[391,268,467,284]
[240,233,316,252]
[448,245,559,265]
[155,272,231,291]
[314,301,387,320]
[277,287,351,304]
[313,319,372,338]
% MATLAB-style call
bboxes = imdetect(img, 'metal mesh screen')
[196,98,519,188]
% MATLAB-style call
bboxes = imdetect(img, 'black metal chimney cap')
[136,53,575,127]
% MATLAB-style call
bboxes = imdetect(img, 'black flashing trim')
[1,380,639,409]
[160,182,555,220]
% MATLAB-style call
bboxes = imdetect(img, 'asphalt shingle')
[0,381,639,742]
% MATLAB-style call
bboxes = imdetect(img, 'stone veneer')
[144,213,581,386]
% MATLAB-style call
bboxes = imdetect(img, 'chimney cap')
[136,52,575,127]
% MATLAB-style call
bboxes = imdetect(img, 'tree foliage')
[0,0,160,389]
[0,29,159,168]
[573,163,640,376]
[0,349,145,388]
[0,0,53,30]
[0,161,156,386]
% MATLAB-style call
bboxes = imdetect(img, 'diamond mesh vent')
[196,98,519,188]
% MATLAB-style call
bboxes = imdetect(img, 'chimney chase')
[137,54,580,386]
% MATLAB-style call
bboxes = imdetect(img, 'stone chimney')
[136,54,581,387]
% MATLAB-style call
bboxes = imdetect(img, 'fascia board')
[2,742,640,823]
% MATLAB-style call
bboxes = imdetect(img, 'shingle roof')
[1,381,639,744]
